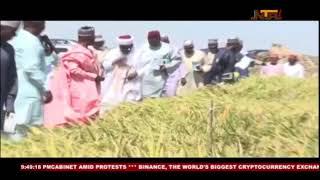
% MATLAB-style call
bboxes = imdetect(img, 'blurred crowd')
[0,21,305,140]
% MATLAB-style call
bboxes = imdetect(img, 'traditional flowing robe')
[203,51,216,73]
[283,62,304,78]
[9,29,47,126]
[177,49,207,95]
[134,43,181,98]
[101,48,142,112]
[44,44,101,128]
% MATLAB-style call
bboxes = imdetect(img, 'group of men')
[260,53,304,78]
[1,21,57,138]
[1,21,305,139]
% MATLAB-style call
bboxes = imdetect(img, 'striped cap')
[78,26,95,37]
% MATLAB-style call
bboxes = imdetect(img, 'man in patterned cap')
[92,33,109,63]
[44,26,104,128]
[203,39,219,76]
[205,38,241,84]
[134,30,181,98]
[208,39,218,53]
[100,34,143,112]
[177,40,207,95]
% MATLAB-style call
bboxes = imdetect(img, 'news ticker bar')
[20,162,320,172]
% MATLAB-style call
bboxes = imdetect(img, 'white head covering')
[184,40,193,47]
[208,39,218,44]
[0,21,21,28]
[117,35,134,45]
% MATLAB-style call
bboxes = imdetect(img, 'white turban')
[0,21,21,28]
[184,40,193,47]
[117,35,134,45]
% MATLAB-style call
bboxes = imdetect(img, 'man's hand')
[249,61,255,67]
[40,35,55,55]
[5,95,15,113]
[180,77,187,86]
[127,71,138,81]
[196,65,203,72]
[159,65,166,72]
[95,75,105,82]
[43,91,53,104]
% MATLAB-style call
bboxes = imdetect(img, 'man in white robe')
[203,39,219,73]
[177,40,207,95]
[101,35,142,112]
[283,54,304,78]
[134,30,181,98]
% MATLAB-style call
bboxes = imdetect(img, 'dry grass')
[1,76,318,157]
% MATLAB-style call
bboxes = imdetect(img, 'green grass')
[1,76,318,157]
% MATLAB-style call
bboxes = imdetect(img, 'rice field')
[1,76,318,157]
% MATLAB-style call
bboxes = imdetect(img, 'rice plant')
[1,76,318,157]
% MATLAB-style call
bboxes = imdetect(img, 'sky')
[45,21,319,56]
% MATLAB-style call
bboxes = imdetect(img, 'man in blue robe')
[9,21,52,130]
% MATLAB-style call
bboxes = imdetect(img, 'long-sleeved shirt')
[10,29,47,95]
[101,47,143,110]
[44,44,101,128]
[180,49,207,88]
[9,29,47,125]
[260,63,284,77]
